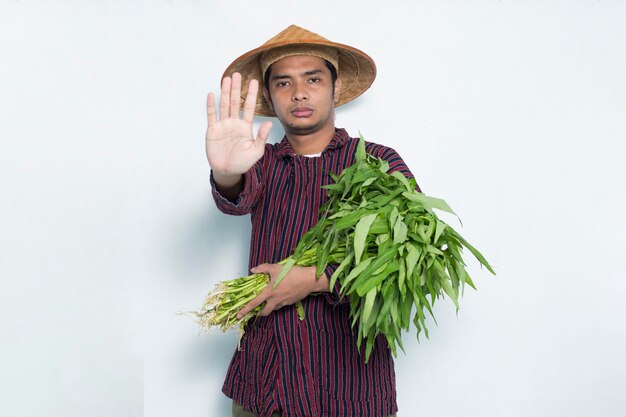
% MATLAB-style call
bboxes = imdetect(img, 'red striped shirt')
[211,128,418,417]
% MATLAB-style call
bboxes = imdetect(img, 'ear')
[333,78,343,104]
[263,87,274,111]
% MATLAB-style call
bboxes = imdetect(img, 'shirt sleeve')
[322,263,349,306]
[210,160,264,216]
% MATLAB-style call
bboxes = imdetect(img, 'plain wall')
[1,1,625,416]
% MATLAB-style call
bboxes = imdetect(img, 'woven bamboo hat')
[222,24,377,117]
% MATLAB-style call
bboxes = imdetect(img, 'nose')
[291,80,308,102]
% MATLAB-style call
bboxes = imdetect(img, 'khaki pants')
[232,401,396,417]
[232,402,281,417]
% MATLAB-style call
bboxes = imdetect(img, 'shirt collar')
[275,128,351,159]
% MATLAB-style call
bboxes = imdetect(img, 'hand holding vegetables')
[235,264,330,319]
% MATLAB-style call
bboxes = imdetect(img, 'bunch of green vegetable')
[192,246,324,334]
[283,135,495,361]
[194,134,495,362]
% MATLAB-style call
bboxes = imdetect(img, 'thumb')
[255,121,272,149]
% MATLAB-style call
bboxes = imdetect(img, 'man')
[205,25,418,417]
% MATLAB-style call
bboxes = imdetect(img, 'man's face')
[263,55,342,136]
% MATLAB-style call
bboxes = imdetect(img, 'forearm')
[212,171,244,202]
[311,267,331,293]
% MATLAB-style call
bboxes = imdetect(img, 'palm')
[206,118,258,174]
[205,73,272,175]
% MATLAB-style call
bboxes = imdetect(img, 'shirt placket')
[275,155,321,417]
[301,156,321,416]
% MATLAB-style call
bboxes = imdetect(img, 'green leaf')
[434,220,447,244]
[322,183,344,192]
[398,260,406,298]
[329,251,354,290]
[425,273,436,305]
[390,299,399,324]
[296,301,305,320]
[452,230,496,275]
[446,258,461,291]
[378,283,396,320]
[390,171,412,191]
[361,176,377,189]
[446,242,465,264]
[273,257,296,289]
[464,273,477,290]
[334,209,372,231]
[426,245,444,256]
[356,131,367,162]
[340,167,355,200]
[441,275,459,310]
[400,290,413,328]
[402,191,458,218]
[361,287,377,332]
[375,233,390,246]
[419,270,427,286]
[371,188,404,208]
[328,209,350,219]
[425,219,436,242]
[416,224,428,242]
[364,336,375,363]
[416,287,436,322]
[341,257,373,293]
[369,218,390,235]
[349,245,399,295]
[413,305,429,340]
[378,159,390,173]
[405,242,420,279]
[385,332,397,357]
[354,213,378,264]
[316,228,336,277]
[352,167,378,186]
[356,263,399,297]
[393,218,408,244]
[394,322,405,354]
[389,207,399,231]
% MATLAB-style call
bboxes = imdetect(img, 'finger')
[237,293,268,319]
[206,92,217,127]
[242,79,259,123]
[250,263,271,274]
[219,76,231,120]
[229,72,242,119]
[259,301,277,317]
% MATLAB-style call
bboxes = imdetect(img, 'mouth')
[290,107,314,118]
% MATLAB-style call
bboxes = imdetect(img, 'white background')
[1,1,625,416]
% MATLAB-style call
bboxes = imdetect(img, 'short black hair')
[263,59,338,92]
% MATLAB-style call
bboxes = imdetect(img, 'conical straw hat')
[222,24,377,117]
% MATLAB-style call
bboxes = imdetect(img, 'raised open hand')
[205,72,272,176]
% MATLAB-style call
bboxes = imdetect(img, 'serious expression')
[263,55,342,136]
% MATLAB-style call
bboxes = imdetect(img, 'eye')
[275,81,290,87]
[308,77,321,84]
